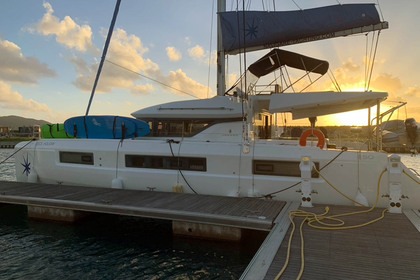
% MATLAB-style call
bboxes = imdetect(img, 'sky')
[0,0,419,126]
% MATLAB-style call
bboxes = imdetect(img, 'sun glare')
[325,109,371,126]
[323,85,382,126]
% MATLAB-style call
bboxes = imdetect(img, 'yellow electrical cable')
[296,216,307,280]
[274,168,388,279]
[305,169,387,230]
[273,212,296,280]
[314,168,364,207]
[274,208,330,280]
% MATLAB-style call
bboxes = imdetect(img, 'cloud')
[131,84,155,94]
[0,39,55,84]
[71,29,212,98]
[342,58,361,72]
[72,28,159,94]
[330,59,365,89]
[0,80,51,112]
[405,86,420,98]
[161,69,212,98]
[166,47,182,62]
[308,59,405,99]
[188,45,206,60]
[227,73,239,89]
[310,59,418,110]
[29,3,212,99]
[187,44,217,66]
[370,73,403,99]
[32,2,97,53]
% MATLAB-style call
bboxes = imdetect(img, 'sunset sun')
[326,109,372,126]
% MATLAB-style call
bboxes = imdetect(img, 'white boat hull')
[14,138,420,210]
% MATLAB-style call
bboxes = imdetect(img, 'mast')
[216,0,226,96]
[85,0,121,116]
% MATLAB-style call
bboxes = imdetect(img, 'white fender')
[111,178,124,189]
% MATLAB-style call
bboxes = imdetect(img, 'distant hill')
[0,115,50,129]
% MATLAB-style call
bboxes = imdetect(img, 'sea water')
[0,149,418,279]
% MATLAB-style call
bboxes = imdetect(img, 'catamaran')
[14,1,419,212]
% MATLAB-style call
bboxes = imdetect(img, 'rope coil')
[275,168,388,279]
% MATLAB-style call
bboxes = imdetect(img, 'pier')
[0,180,419,279]
[0,141,17,149]
[0,181,285,241]
[241,204,420,279]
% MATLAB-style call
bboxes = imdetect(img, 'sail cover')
[248,49,329,78]
[220,4,385,54]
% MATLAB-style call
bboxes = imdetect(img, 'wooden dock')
[241,204,420,280]
[0,181,285,233]
[1,181,419,279]
[0,141,17,149]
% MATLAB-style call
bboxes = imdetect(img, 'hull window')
[253,160,319,178]
[59,152,94,165]
[125,155,207,172]
[148,120,212,137]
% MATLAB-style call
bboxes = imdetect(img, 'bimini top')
[220,4,387,54]
[248,49,329,77]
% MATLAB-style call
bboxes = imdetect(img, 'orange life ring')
[299,129,325,149]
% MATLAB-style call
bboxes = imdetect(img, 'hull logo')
[21,154,31,176]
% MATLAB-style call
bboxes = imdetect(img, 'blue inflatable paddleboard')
[64,115,150,139]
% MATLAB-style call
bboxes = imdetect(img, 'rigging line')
[328,71,341,92]
[364,33,369,90]
[241,0,250,143]
[206,0,215,99]
[0,139,36,165]
[290,0,302,10]
[226,55,230,93]
[233,1,247,144]
[376,0,385,21]
[242,0,248,99]
[115,139,123,179]
[246,0,251,10]
[318,149,346,172]
[366,31,381,90]
[366,31,376,90]
[105,59,199,99]
[86,0,121,116]
[262,149,346,198]
[366,31,377,90]
[235,1,243,81]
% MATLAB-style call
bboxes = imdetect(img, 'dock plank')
[263,205,420,280]
[0,181,285,231]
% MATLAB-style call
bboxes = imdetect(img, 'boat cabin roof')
[132,91,387,121]
[131,96,245,120]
